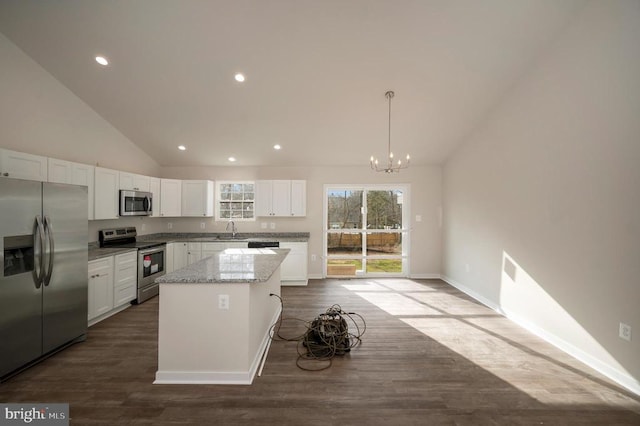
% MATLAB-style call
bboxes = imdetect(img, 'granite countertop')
[156,248,290,284]
[138,232,309,244]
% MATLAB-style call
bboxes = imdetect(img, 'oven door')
[120,190,152,216]
[137,246,166,303]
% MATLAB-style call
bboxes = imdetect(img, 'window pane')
[327,190,363,229]
[327,259,360,276]
[218,182,255,221]
[366,259,402,273]
[367,233,402,255]
[327,233,362,255]
[366,190,403,230]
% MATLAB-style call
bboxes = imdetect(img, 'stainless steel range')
[99,227,165,304]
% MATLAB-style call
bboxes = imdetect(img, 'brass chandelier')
[370,90,410,173]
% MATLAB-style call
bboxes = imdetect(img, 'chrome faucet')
[226,220,237,238]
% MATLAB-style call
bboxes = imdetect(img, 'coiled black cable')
[269,294,366,371]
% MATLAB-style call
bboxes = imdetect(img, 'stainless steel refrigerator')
[0,178,88,380]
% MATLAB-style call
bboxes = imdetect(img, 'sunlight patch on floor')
[354,292,443,316]
[406,292,490,315]
[341,282,389,292]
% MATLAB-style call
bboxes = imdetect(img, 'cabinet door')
[113,252,137,307]
[182,180,214,217]
[88,258,114,320]
[280,242,308,282]
[160,179,182,217]
[0,149,48,182]
[173,243,188,270]
[187,242,202,265]
[48,158,73,184]
[255,180,273,216]
[149,178,161,217]
[290,180,306,216]
[94,167,120,220]
[271,180,291,216]
[120,172,151,192]
[72,163,95,220]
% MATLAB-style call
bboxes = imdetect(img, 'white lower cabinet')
[187,242,202,264]
[172,242,189,271]
[88,257,114,321]
[113,251,137,307]
[88,250,137,326]
[280,242,308,286]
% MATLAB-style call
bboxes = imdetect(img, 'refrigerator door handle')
[32,216,46,289]
[43,216,55,286]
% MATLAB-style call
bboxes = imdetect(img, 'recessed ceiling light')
[228,156,237,162]
[95,56,109,66]
[178,145,186,151]
[234,73,245,82]
[273,144,281,150]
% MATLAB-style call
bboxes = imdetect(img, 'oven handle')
[138,245,166,256]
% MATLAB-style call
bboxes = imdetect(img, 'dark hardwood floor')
[2,278,639,425]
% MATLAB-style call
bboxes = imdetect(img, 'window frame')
[215,181,256,222]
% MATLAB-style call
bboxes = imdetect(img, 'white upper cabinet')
[149,177,161,217]
[94,167,120,220]
[119,172,151,192]
[181,180,214,217]
[48,158,95,219]
[255,180,306,217]
[290,180,306,216]
[160,178,182,217]
[0,149,48,182]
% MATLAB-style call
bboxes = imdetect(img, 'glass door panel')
[366,190,403,229]
[327,190,363,229]
[366,233,402,255]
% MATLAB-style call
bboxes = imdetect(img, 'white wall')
[162,165,442,279]
[0,33,160,176]
[443,0,640,393]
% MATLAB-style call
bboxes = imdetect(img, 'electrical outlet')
[311,254,317,262]
[270,222,276,230]
[168,222,173,230]
[141,223,146,231]
[200,222,205,229]
[415,215,422,222]
[465,263,470,273]
[619,323,632,341]
[218,294,229,310]
[261,222,267,229]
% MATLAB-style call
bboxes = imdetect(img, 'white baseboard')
[410,273,442,279]
[440,275,640,397]
[307,274,323,280]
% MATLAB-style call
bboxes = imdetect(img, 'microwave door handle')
[145,196,152,214]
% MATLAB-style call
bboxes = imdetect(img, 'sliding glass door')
[324,185,409,277]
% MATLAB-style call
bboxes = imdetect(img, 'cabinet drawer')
[114,283,136,307]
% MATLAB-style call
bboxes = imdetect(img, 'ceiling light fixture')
[370,90,410,173]
[95,56,109,66]
[228,157,237,162]
[273,144,281,150]
[178,145,186,151]
[234,73,245,82]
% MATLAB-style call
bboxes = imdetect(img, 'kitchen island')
[154,248,289,385]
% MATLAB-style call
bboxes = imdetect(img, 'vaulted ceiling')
[0,0,586,167]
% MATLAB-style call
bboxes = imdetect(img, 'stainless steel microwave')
[119,190,152,216]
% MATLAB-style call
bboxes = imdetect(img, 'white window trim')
[215,181,256,222]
